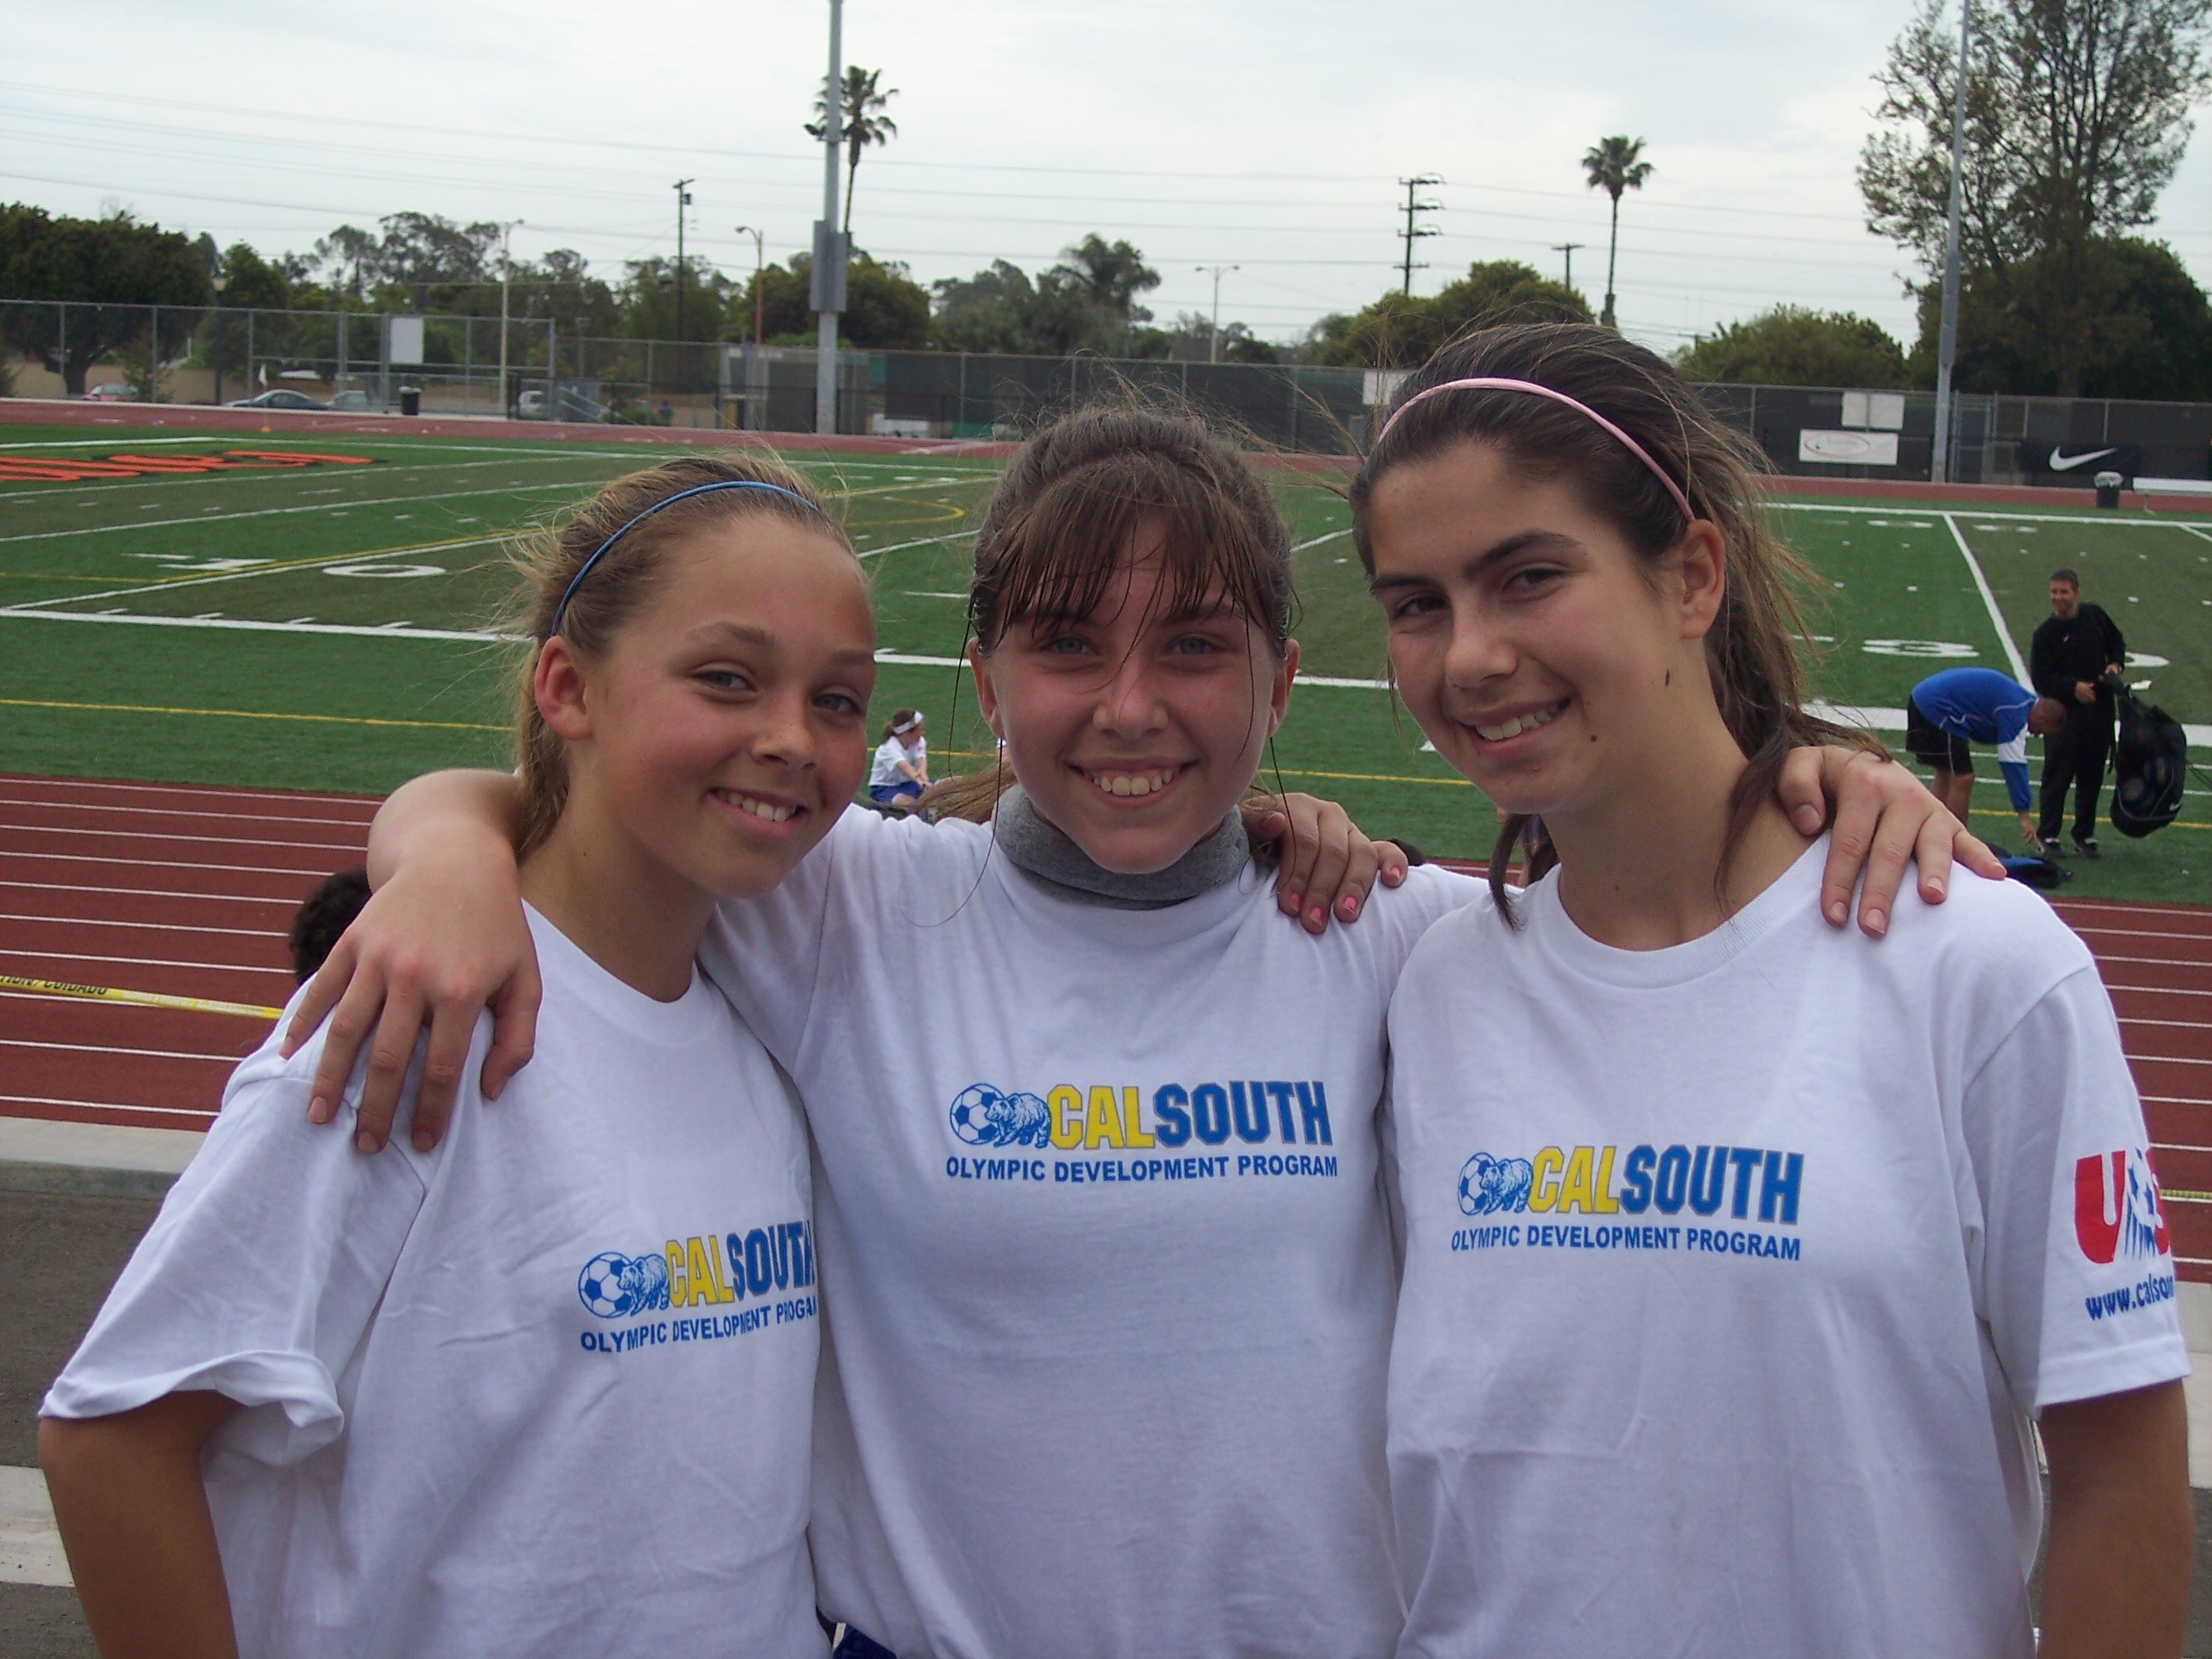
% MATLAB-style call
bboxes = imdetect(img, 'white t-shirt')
[698,809,1477,1659]
[871,733,925,788]
[1383,840,2188,1659]
[45,906,825,1659]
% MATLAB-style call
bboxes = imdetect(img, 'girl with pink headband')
[1352,323,2188,1657]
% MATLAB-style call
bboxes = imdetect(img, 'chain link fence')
[5,298,2209,486]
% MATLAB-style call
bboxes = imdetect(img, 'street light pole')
[1551,242,1585,293]
[497,219,523,419]
[814,0,844,435]
[735,225,766,345]
[673,178,696,400]
[210,271,228,405]
[1931,1,1973,485]
[1196,264,1238,364]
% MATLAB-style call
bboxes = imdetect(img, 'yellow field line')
[0,972,280,1022]
[1966,804,2210,834]
[0,696,503,732]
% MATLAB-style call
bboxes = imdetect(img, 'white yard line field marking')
[0,534,503,612]
[1939,514,2031,682]
[859,529,977,561]
[1292,529,1351,551]
[1774,501,2212,528]
[0,480,582,544]
[0,609,520,644]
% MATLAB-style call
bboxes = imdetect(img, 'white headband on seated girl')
[1375,376,1695,524]
[893,716,922,734]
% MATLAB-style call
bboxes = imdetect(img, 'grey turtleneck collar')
[990,785,1249,910]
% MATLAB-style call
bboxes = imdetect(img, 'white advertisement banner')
[1798,428,1900,465]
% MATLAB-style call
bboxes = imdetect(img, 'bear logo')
[1457,1152,1534,1217]
[948,1084,1052,1148]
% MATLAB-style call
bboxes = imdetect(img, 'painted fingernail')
[1307,905,1325,926]
[356,1130,380,1155]
[1283,891,1302,912]
[1340,895,1359,918]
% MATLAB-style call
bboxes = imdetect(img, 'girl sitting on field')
[40,456,869,1658]
[1357,325,2191,1658]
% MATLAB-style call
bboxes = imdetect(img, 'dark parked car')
[226,389,327,410]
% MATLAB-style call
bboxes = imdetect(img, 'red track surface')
[4,774,2210,1270]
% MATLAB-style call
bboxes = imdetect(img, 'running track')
[4,772,2211,1272]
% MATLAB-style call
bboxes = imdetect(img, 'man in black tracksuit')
[2028,568,2127,857]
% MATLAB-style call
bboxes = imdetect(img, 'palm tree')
[1582,136,1653,330]
[807,67,900,239]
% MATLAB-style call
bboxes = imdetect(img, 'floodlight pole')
[1197,264,1238,363]
[1931,0,1971,485]
[815,0,844,435]
[673,179,696,397]
[497,220,522,419]
[736,225,765,345]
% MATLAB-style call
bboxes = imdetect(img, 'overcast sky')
[8,0,2210,352]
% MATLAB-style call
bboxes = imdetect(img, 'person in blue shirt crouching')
[1905,667,2066,851]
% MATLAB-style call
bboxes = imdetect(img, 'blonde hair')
[506,454,847,855]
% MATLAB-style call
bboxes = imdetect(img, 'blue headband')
[547,478,822,637]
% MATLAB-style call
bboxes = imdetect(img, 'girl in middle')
[287,405,1988,1659]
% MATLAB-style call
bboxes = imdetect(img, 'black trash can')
[399,386,421,417]
[2094,469,2122,509]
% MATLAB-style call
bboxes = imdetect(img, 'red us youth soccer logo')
[2074,1149,2170,1265]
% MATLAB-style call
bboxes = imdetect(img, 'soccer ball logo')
[948,1083,1051,1148]
[576,1250,672,1320]
[1458,1152,1534,1217]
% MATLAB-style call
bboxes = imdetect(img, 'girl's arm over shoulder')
[286,768,536,1154]
[40,1391,242,1659]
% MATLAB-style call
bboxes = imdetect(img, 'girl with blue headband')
[276,400,1982,1659]
[1355,324,2187,1657]
[41,455,871,1658]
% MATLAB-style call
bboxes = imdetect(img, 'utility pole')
[1931,0,1972,485]
[1551,242,1585,293]
[735,225,766,345]
[813,0,845,435]
[672,178,696,397]
[1195,264,1238,363]
[496,220,522,419]
[1397,174,1442,295]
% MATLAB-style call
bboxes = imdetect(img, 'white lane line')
[0,795,373,832]
[0,1036,242,1063]
[0,912,284,938]
[0,821,369,855]
[1939,514,2031,682]
[2172,524,2212,544]
[0,946,284,975]
[0,775,373,810]
[0,878,300,906]
[0,1093,218,1121]
[0,848,332,878]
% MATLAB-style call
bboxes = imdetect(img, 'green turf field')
[1,421,2206,902]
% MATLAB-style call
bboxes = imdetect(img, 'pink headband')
[1375,376,1694,524]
